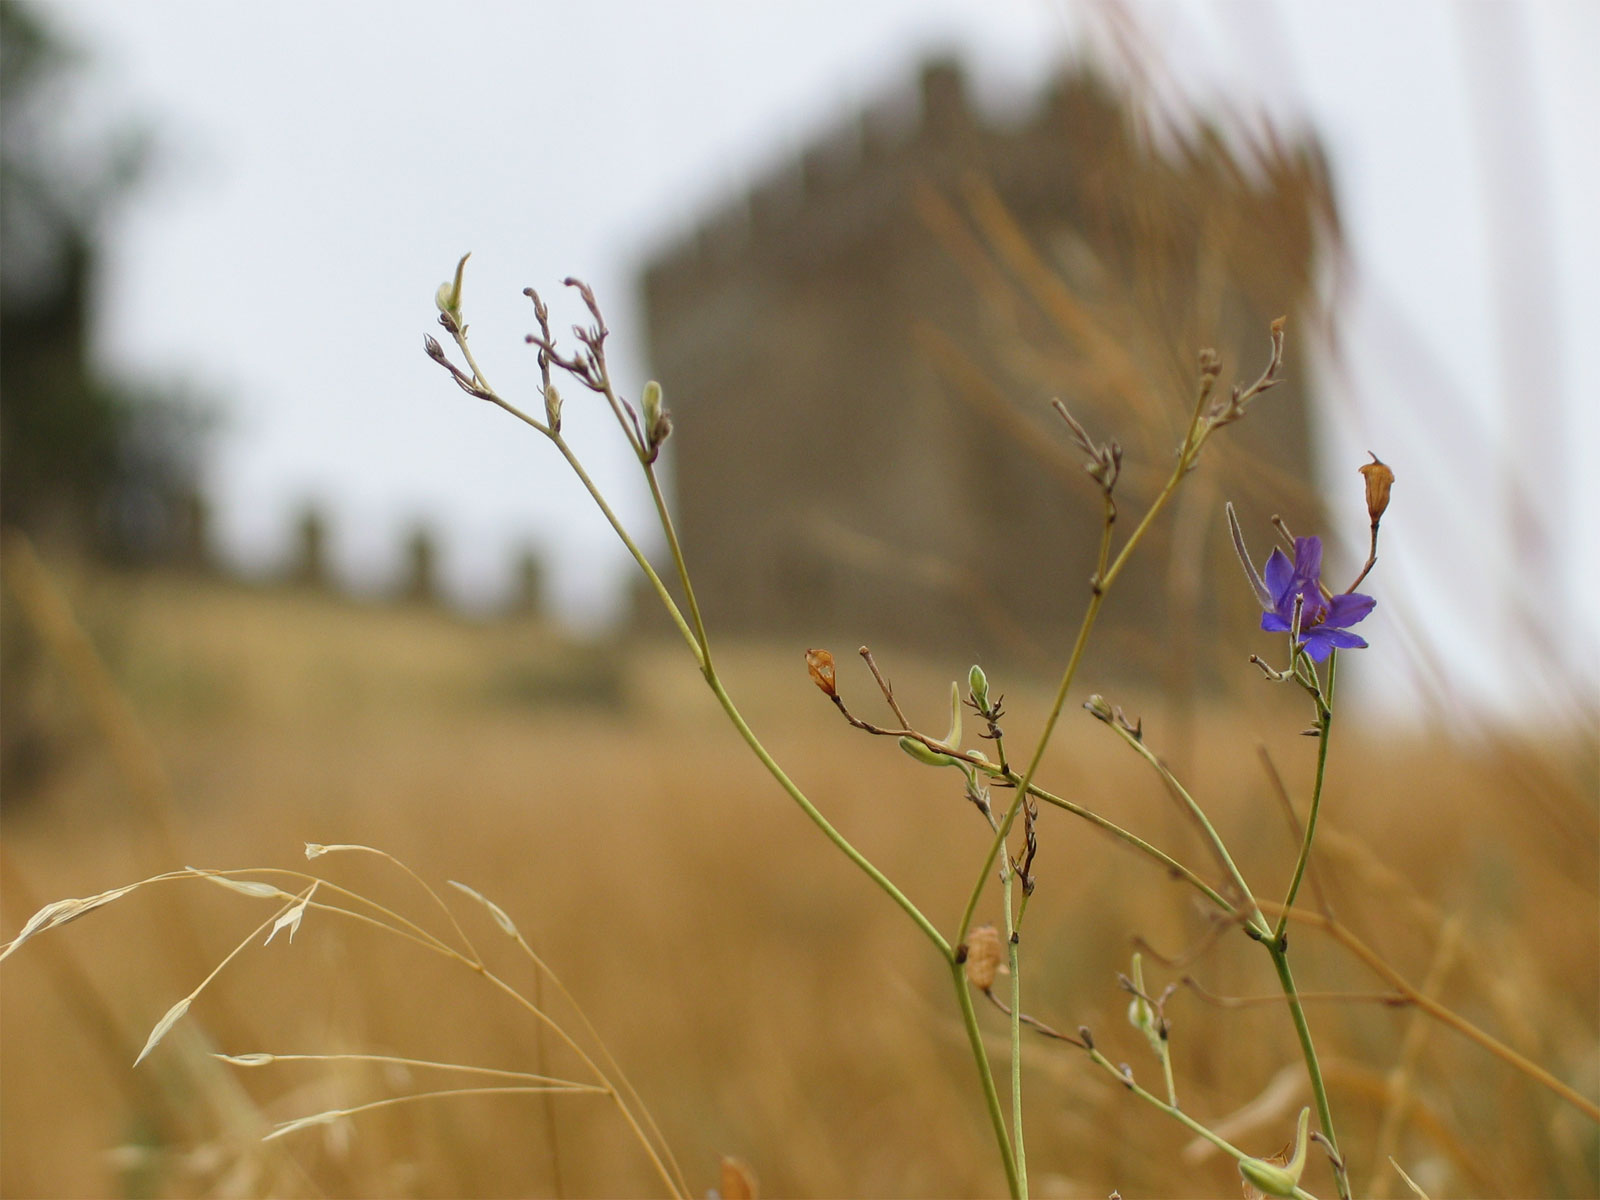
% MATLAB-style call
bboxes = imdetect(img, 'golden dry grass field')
[2,568,1596,1198]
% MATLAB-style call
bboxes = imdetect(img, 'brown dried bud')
[804,648,836,698]
[964,924,1004,992]
[1359,453,1393,525]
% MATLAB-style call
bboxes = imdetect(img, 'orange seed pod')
[804,648,836,698]
[1359,453,1393,525]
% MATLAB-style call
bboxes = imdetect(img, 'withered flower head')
[1359,453,1394,525]
[804,648,836,698]
[964,924,1004,992]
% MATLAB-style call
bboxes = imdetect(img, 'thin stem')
[1277,653,1336,943]
[643,465,713,667]
[1159,1031,1178,1110]
[1268,943,1349,1200]
[952,961,1021,1198]
[1002,869,1027,1197]
[548,435,703,667]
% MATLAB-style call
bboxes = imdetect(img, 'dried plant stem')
[264,1084,607,1143]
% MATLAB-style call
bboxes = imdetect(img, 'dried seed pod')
[1359,453,1394,525]
[964,924,1004,992]
[804,648,836,698]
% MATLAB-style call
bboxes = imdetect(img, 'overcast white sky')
[42,0,1600,718]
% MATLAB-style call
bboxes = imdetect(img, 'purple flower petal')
[1302,628,1369,660]
[1293,537,1323,583]
[1263,548,1294,604]
[1261,612,1292,634]
[1324,591,1376,629]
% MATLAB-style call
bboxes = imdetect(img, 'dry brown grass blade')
[1267,902,1600,1124]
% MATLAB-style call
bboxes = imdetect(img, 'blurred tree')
[1,3,208,795]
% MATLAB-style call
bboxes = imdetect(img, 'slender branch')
[1268,944,1349,1200]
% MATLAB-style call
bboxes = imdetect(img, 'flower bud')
[544,383,563,433]
[804,648,836,698]
[964,925,1003,991]
[968,664,989,709]
[1238,1107,1310,1200]
[1084,694,1114,723]
[641,380,663,431]
[1359,453,1393,525]
[435,252,471,320]
[641,380,672,456]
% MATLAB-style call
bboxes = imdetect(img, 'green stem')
[952,962,1021,1198]
[548,435,703,667]
[1003,870,1027,1197]
[1276,653,1335,942]
[1268,945,1346,1199]
[642,465,713,668]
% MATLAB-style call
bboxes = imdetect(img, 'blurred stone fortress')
[641,58,1334,677]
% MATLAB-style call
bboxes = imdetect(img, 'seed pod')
[804,648,836,698]
[1359,453,1394,525]
[964,925,1003,992]
[898,736,957,768]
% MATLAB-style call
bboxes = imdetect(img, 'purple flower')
[1257,536,1375,661]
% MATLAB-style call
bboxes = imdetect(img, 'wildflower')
[1259,536,1375,661]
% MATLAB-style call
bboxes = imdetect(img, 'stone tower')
[640,60,1334,681]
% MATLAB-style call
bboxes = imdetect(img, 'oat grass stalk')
[3,858,691,1199]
